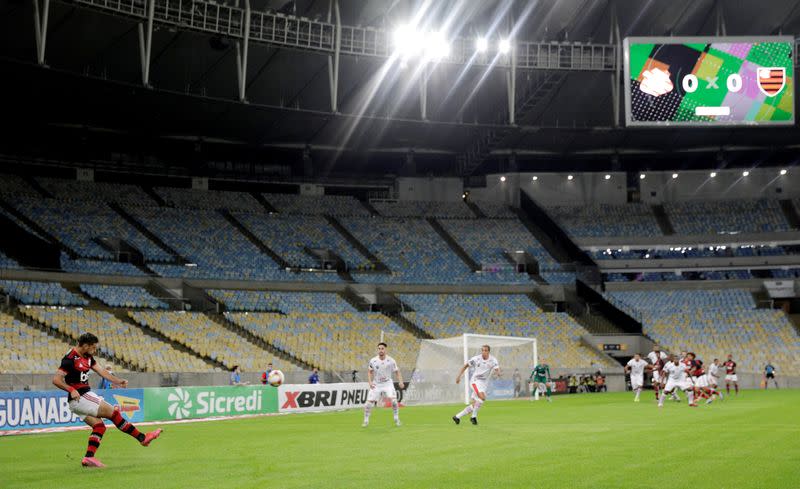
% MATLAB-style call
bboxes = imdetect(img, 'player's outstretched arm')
[92,364,128,388]
[455,363,469,384]
[52,370,79,401]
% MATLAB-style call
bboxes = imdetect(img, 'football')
[267,370,284,387]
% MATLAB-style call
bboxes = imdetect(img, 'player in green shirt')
[529,364,552,402]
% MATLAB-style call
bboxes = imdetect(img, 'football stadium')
[1,0,800,487]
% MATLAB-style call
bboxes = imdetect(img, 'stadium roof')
[2,0,800,176]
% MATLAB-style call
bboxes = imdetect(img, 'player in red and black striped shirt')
[52,332,163,468]
[723,354,739,396]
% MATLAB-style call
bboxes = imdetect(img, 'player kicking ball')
[529,362,552,402]
[362,342,404,427]
[453,345,500,425]
[659,353,696,408]
[52,333,162,468]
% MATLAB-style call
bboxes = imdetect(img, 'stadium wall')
[467,169,800,207]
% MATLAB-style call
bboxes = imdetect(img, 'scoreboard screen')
[624,36,794,126]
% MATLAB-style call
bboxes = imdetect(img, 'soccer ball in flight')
[267,370,284,387]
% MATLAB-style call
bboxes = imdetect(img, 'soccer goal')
[404,334,537,405]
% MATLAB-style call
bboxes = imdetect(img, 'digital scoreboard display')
[624,37,794,126]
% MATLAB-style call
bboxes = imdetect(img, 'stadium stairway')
[357,199,381,216]
[0,213,60,269]
[22,175,52,198]
[324,215,390,271]
[517,190,595,270]
[381,311,433,340]
[252,192,278,213]
[575,281,644,335]
[218,210,290,268]
[14,305,141,371]
[464,201,486,218]
[788,314,800,336]
[141,186,167,206]
[124,312,228,370]
[207,313,316,371]
[426,218,480,271]
[651,204,676,235]
[108,203,189,264]
[779,200,800,229]
[0,198,80,259]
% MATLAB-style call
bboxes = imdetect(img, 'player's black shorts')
[766,373,775,379]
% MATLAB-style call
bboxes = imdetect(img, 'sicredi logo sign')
[165,387,264,420]
[279,383,370,413]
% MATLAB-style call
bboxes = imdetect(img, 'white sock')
[363,402,374,423]
[634,388,641,400]
[687,390,694,404]
[672,391,680,400]
[391,400,399,421]
[471,400,483,418]
[455,405,473,419]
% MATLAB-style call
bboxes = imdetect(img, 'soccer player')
[707,358,724,400]
[529,362,552,402]
[362,342,404,427]
[647,345,668,401]
[723,354,739,395]
[764,362,778,389]
[453,345,500,425]
[686,353,717,404]
[625,353,648,402]
[660,353,696,407]
[52,333,162,468]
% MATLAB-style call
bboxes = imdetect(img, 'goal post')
[404,333,537,406]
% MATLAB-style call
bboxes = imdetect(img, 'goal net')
[404,334,537,405]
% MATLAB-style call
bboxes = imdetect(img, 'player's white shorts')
[470,379,488,400]
[725,374,738,382]
[367,382,396,402]
[68,391,104,420]
[652,371,663,384]
[664,379,691,392]
[692,376,708,388]
[707,374,719,386]
[630,374,644,390]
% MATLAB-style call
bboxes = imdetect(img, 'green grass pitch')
[3,390,799,488]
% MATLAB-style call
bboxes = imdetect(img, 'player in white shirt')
[452,345,500,425]
[625,353,649,402]
[362,342,404,427]
[706,358,724,400]
[659,354,696,408]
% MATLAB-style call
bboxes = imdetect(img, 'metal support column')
[327,0,341,112]
[32,0,51,65]
[235,0,252,102]
[715,0,727,36]
[609,0,621,128]
[137,0,156,87]
[420,65,428,120]
[506,44,517,125]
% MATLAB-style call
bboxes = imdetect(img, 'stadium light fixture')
[710,172,717,178]
[604,174,611,180]
[498,39,511,54]
[742,170,750,177]
[567,175,574,180]
[393,25,423,58]
[532,175,538,181]
[500,176,506,182]
[424,31,450,60]
[639,173,646,180]
[476,37,488,53]
[780,169,787,175]
[672,173,678,179]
